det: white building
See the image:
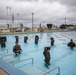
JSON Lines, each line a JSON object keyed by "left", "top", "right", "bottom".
{"left": 0, "top": 25, "right": 10, "bottom": 33}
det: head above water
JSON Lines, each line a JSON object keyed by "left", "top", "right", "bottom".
{"left": 15, "top": 42, "right": 18, "bottom": 44}
{"left": 70, "top": 39, "right": 73, "bottom": 42}
{"left": 44, "top": 46, "right": 51, "bottom": 51}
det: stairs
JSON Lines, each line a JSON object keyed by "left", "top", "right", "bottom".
{"left": 23, "top": 66, "right": 48, "bottom": 75}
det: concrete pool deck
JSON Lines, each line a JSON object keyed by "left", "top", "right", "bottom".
{"left": 0, "top": 28, "right": 74, "bottom": 35}
{"left": 0, "top": 59, "right": 28, "bottom": 75}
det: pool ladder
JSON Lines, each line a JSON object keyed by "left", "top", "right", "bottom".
{"left": 1, "top": 55, "right": 60, "bottom": 75}
{"left": 13, "top": 58, "right": 34, "bottom": 68}
{"left": 12, "top": 58, "right": 60, "bottom": 75}
{"left": 0, "top": 49, "right": 8, "bottom": 53}
{"left": 44, "top": 67, "right": 60, "bottom": 75}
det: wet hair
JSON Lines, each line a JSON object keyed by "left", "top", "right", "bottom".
{"left": 15, "top": 42, "right": 18, "bottom": 43}
{"left": 44, "top": 46, "right": 51, "bottom": 51}
{"left": 71, "top": 39, "right": 73, "bottom": 41}
{"left": 47, "top": 46, "right": 51, "bottom": 50}
{"left": 44, "top": 47, "right": 47, "bottom": 50}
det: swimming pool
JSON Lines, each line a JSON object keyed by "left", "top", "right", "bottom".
{"left": 0, "top": 31, "right": 76, "bottom": 75}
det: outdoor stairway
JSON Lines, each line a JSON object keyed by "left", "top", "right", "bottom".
{"left": 23, "top": 66, "right": 48, "bottom": 75}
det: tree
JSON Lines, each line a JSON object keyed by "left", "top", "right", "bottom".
{"left": 47, "top": 24, "right": 52, "bottom": 30}
{"left": 59, "top": 24, "right": 66, "bottom": 29}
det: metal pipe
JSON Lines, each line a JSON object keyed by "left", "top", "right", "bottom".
{"left": 44, "top": 67, "right": 60, "bottom": 75}
{"left": 13, "top": 58, "right": 34, "bottom": 66}
{"left": 1, "top": 54, "right": 14, "bottom": 59}
{"left": 32, "top": 13, "right": 34, "bottom": 31}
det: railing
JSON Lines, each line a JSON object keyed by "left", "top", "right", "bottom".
{"left": 1, "top": 54, "right": 14, "bottom": 59}
{"left": 1, "top": 54, "right": 20, "bottom": 63}
{"left": 0, "top": 49, "right": 8, "bottom": 53}
{"left": 44, "top": 67, "right": 60, "bottom": 75}
{"left": 13, "top": 58, "right": 34, "bottom": 68}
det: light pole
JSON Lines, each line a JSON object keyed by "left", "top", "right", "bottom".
{"left": 6, "top": 6, "right": 11, "bottom": 28}
{"left": 12, "top": 13, "right": 14, "bottom": 27}
{"left": 9, "top": 7, "right": 11, "bottom": 28}
{"left": 65, "top": 18, "right": 66, "bottom": 25}
{"left": 65, "top": 18, "right": 66, "bottom": 28}
{"left": 9, "top": 7, "right": 11, "bottom": 24}
{"left": 6, "top": 6, "right": 9, "bottom": 25}
{"left": 17, "top": 13, "right": 19, "bottom": 27}
{"left": 32, "top": 13, "right": 34, "bottom": 31}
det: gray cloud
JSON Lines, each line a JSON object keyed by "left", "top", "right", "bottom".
{"left": 14, "top": 0, "right": 39, "bottom": 2}
{"left": 59, "top": 0, "right": 76, "bottom": 18}
{"left": 44, "top": 0, "right": 76, "bottom": 7}
{"left": 0, "top": 0, "right": 76, "bottom": 26}
{"left": 59, "top": 0, "right": 76, "bottom": 7}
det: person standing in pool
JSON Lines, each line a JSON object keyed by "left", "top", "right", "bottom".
{"left": 35, "top": 35, "right": 39, "bottom": 44}
{"left": 24, "top": 36, "right": 28, "bottom": 43}
{"left": 43, "top": 47, "right": 51, "bottom": 68}
{"left": 13, "top": 42, "right": 22, "bottom": 57}
{"left": 50, "top": 37, "right": 55, "bottom": 46}
{"left": 15, "top": 36, "right": 19, "bottom": 43}
{"left": 1, "top": 38, "right": 6, "bottom": 48}
{"left": 67, "top": 39, "right": 75, "bottom": 49}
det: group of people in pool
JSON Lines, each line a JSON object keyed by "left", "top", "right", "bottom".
{"left": 13, "top": 35, "right": 39, "bottom": 57}
{"left": 0, "top": 35, "right": 76, "bottom": 68}
{"left": 43, "top": 37, "right": 55, "bottom": 68}
{"left": 43, "top": 37, "right": 76, "bottom": 68}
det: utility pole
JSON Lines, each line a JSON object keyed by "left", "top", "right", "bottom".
{"left": 6, "top": 6, "right": 11, "bottom": 28}
{"left": 17, "top": 13, "right": 19, "bottom": 27}
{"left": 65, "top": 18, "right": 66, "bottom": 25}
{"left": 12, "top": 13, "right": 14, "bottom": 27}
{"left": 9, "top": 7, "right": 11, "bottom": 24}
{"left": 65, "top": 18, "right": 66, "bottom": 28}
{"left": 6, "top": 6, "right": 9, "bottom": 25}
{"left": 32, "top": 13, "right": 34, "bottom": 31}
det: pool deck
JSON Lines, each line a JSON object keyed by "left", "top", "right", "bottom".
{"left": 0, "top": 29, "right": 74, "bottom": 35}
{"left": 0, "top": 59, "right": 28, "bottom": 75}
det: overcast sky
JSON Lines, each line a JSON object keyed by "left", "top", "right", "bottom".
{"left": 0, "top": 0, "right": 76, "bottom": 26}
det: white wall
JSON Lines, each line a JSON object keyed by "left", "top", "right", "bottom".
{"left": 0, "top": 25, "right": 7, "bottom": 29}
{"left": 2, "top": 29, "right": 10, "bottom": 32}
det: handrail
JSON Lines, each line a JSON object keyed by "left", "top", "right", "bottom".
{"left": 13, "top": 58, "right": 34, "bottom": 66}
{"left": 1, "top": 54, "right": 14, "bottom": 59}
{"left": 44, "top": 67, "right": 60, "bottom": 75}
{"left": 0, "top": 49, "right": 8, "bottom": 53}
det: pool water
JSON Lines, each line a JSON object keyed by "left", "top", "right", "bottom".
{"left": 0, "top": 31, "right": 76, "bottom": 75}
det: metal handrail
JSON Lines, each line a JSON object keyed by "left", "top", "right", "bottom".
{"left": 13, "top": 58, "right": 34, "bottom": 66}
{"left": 1, "top": 54, "right": 14, "bottom": 59}
{"left": 0, "top": 49, "right": 8, "bottom": 53}
{"left": 44, "top": 67, "right": 60, "bottom": 75}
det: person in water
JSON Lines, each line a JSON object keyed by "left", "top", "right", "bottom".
{"left": 35, "top": 35, "right": 39, "bottom": 44}
{"left": 67, "top": 39, "right": 75, "bottom": 49}
{"left": 43, "top": 46, "right": 51, "bottom": 68}
{"left": 1, "top": 38, "right": 6, "bottom": 48}
{"left": 50, "top": 37, "right": 55, "bottom": 46}
{"left": 24, "top": 36, "right": 28, "bottom": 43}
{"left": 15, "top": 36, "right": 19, "bottom": 43}
{"left": 13, "top": 42, "right": 22, "bottom": 57}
